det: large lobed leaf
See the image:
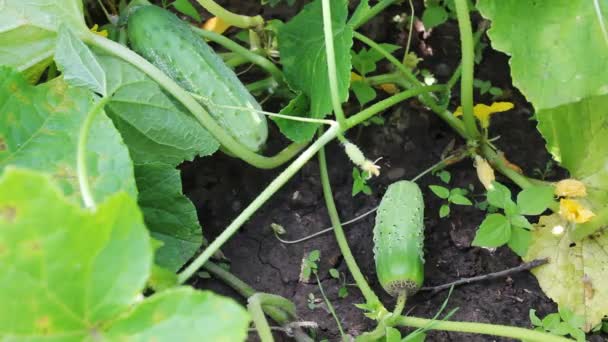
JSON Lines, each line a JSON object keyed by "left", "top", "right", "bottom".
{"left": 277, "top": 0, "right": 353, "bottom": 141}
{"left": 135, "top": 164, "right": 204, "bottom": 272}
{"left": 0, "top": 66, "right": 137, "bottom": 205}
{"left": 0, "top": 168, "right": 250, "bottom": 340}
{"left": 525, "top": 214, "right": 608, "bottom": 331}
{"left": 536, "top": 95, "right": 608, "bottom": 203}
{"left": 0, "top": 0, "right": 87, "bottom": 81}
{"left": 96, "top": 52, "right": 219, "bottom": 271}
{"left": 478, "top": 0, "right": 608, "bottom": 110}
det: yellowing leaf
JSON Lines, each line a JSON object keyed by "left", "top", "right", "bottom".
{"left": 559, "top": 199, "right": 595, "bottom": 224}
{"left": 90, "top": 24, "right": 108, "bottom": 38}
{"left": 379, "top": 83, "right": 399, "bottom": 94}
{"left": 202, "top": 17, "right": 231, "bottom": 35}
{"left": 350, "top": 71, "right": 363, "bottom": 82}
{"left": 453, "top": 101, "right": 514, "bottom": 128}
{"left": 474, "top": 155, "right": 495, "bottom": 190}
{"left": 555, "top": 179, "right": 587, "bottom": 198}
{"left": 525, "top": 213, "right": 608, "bottom": 331}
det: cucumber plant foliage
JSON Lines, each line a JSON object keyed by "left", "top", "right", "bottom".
{"left": 0, "top": 168, "right": 249, "bottom": 340}
{"left": 1, "top": 0, "right": 607, "bottom": 340}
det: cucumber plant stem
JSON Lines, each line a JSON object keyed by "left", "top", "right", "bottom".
{"left": 454, "top": 0, "right": 480, "bottom": 140}
{"left": 445, "top": 21, "right": 489, "bottom": 92}
{"left": 315, "top": 273, "right": 345, "bottom": 339}
{"left": 321, "top": 0, "right": 348, "bottom": 128}
{"left": 84, "top": 33, "right": 304, "bottom": 170}
{"left": 77, "top": 96, "right": 111, "bottom": 210}
{"left": 351, "top": 0, "right": 400, "bottom": 29}
{"left": 318, "top": 141, "right": 382, "bottom": 309}
{"left": 177, "top": 123, "right": 340, "bottom": 284}
{"left": 191, "top": 27, "right": 285, "bottom": 84}
{"left": 345, "top": 85, "right": 445, "bottom": 129}
{"left": 394, "top": 316, "right": 572, "bottom": 342}
{"left": 194, "top": 0, "right": 263, "bottom": 29}
{"left": 352, "top": 32, "right": 468, "bottom": 138}
{"left": 392, "top": 291, "right": 406, "bottom": 318}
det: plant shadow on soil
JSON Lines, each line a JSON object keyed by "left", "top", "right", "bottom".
{"left": 178, "top": 1, "right": 604, "bottom": 341}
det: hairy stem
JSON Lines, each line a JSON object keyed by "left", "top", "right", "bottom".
{"left": 194, "top": 0, "right": 263, "bottom": 28}
{"left": 192, "top": 27, "right": 285, "bottom": 84}
{"left": 84, "top": 33, "right": 304, "bottom": 169}
{"left": 77, "top": 96, "right": 111, "bottom": 210}
{"left": 178, "top": 124, "right": 340, "bottom": 284}
{"left": 318, "top": 141, "right": 382, "bottom": 309}
{"left": 394, "top": 316, "right": 572, "bottom": 342}
{"left": 321, "top": 0, "right": 347, "bottom": 128}
{"left": 454, "top": 0, "right": 480, "bottom": 140}
{"left": 445, "top": 21, "right": 489, "bottom": 92}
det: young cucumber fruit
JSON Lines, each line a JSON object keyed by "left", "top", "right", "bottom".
{"left": 374, "top": 180, "right": 425, "bottom": 297}
{"left": 127, "top": 5, "right": 268, "bottom": 152}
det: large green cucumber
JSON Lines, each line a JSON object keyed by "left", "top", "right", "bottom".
{"left": 374, "top": 180, "right": 425, "bottom": 297}
{"left": 127, "top": 5, "right": 268, "bottom": 152}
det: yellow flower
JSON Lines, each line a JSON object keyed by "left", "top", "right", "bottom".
{"left": 559, "top": 199, "right": 595, "bottom": 223}
{"left": 89, "top": 24, "right": 108, "bottom": 38}
{"left": 453, "top": 102, "right": 514, "bottom": 128}
{"left": 202, "top": 17, "right": 231, "bottom": 35}
{"left": 555, "top": 179, "right": 587, "bottom": 198}
{"left": 474, "top": 155, "right": 495, "bottom": 190}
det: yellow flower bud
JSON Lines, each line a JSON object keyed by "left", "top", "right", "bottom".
{"left": 559, "top": 199, "right": 595, "bottom": 223}
{"left": 202, "top": 17, "right": 231, "bottom": 35}
{"left": 474, "top": 156, "right": 495, "bottom": 190}
{"left": 555, "top": 179, "right": 587, "bottom": 198}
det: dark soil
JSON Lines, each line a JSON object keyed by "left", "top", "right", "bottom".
{"left": 177, "top": 1, "right": 603, "bottom": 341}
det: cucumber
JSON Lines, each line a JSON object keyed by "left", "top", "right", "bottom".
{"left": 127, "top": 5, "right": 268, "bottom": 152}
{"left": 373, "top": 180, "right": 425, "bottom": 297}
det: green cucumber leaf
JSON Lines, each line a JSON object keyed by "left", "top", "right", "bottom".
{"left": 55, "top": 25, "right": 106, "bottom": 96}
{"left": 0, "top": 168, "right": 151, "bottom": 338}
{"left": 0, "top": 0, "right": 87, "bottom": 79}
{"left": 351, "top": 80, "right": 377, "bottom": 107}
{"left": 351, "top": 44, "right": 401, "bottom": 77}
{"left": 478, "top": 0, "right": 608, "bottom": 110}
{"left": 422, "top": 5, "right": 449, "bottom": 29}
{"left": 472, "top": 213, "right": 511, "bottom": 247}
{"left": 525, "top": 213, "right": 608, "bottom": 331}
{"left": 278, "top": 0, "right": 353, "bottom": 141}
{"left": 95, "top": 52, "right": 218, "bottom": 270}
{"left": 97, "top": 52, "right": 219, "bottom": 164}
{"left": 0, "top": 168, "right": 250, "bottom": 340}
{"left": 516, "top": 185, "right": 555, "bottom": 216}
{"left": 135, "top": 163, "right": 204, "bottom": 272}
{"left": 172, "top": 0, "right": 202, "bottom": 22}
{"left": 536, "top": 95, "right": 608, "bottom": 201}
{"left": 272, "top": 93, "right": 317, "bottom": 144}
{"left": 507, "top": 225, "right": 531, "bottom": 257}
{"left": 0, "top": 66, "right": 136, "bottom": 204}
{"left": 106, "top": 287, "right": 249, "bottom": 340}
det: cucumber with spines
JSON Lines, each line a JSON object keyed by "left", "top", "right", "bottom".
{"left": 373, "top": 180, "right": 425, "bottom": 297}
{"left": 127, "top": 5, "right": 268, "bottom": 152}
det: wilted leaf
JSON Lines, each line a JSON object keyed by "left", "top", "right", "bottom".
{"left": 525, "top": 213, "right": 608, "bottom": 331}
